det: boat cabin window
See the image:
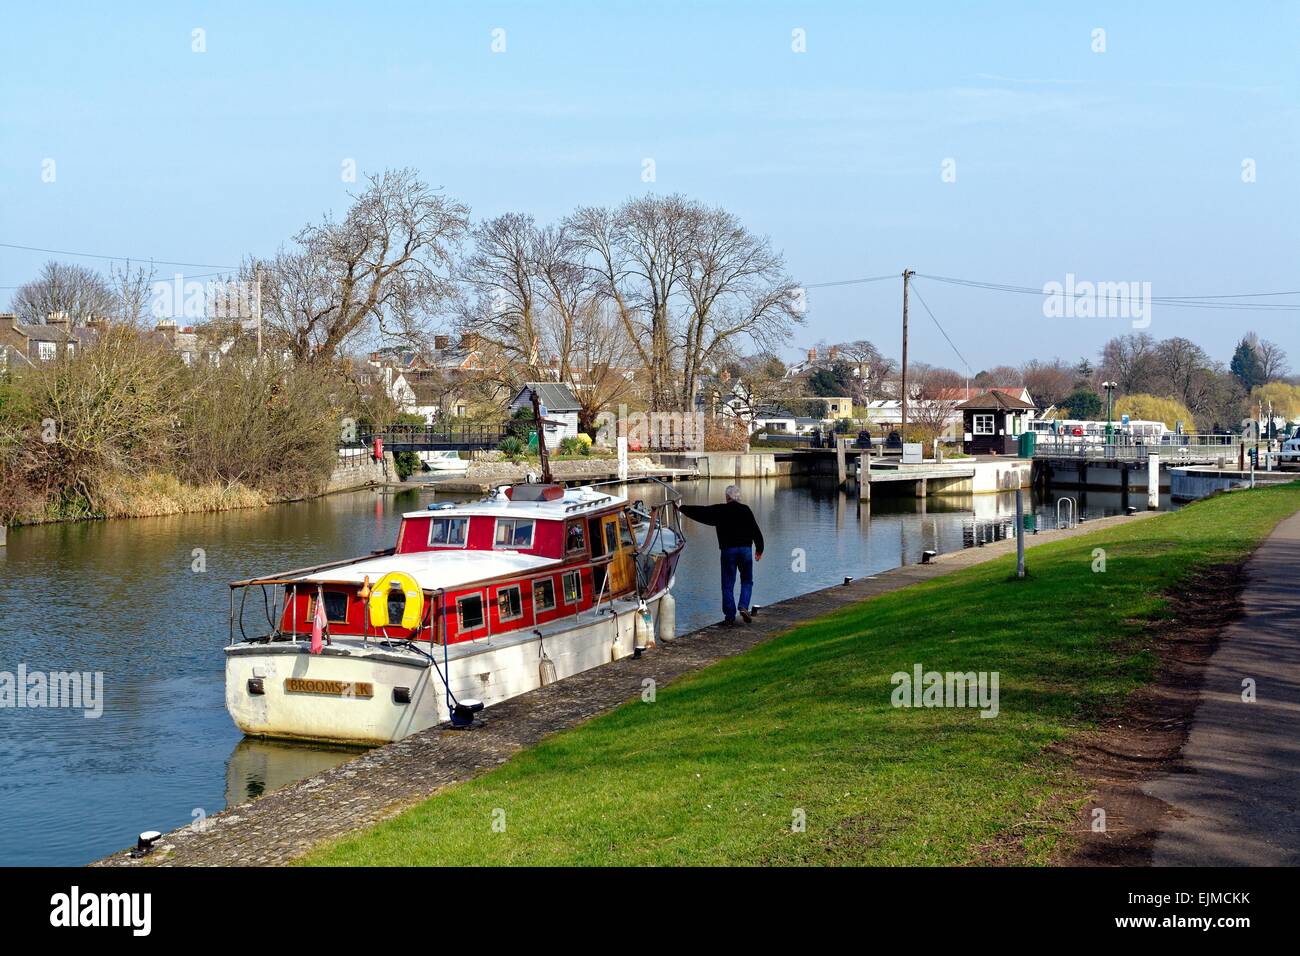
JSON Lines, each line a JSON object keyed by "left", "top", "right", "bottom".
{"left": 562, "top": 570, "right": 583, "bottom": 605}
{"left": 322, "top": 591, "right": 349, "bottom": 624}
{"left": 587, "top": 517, "right": 606, "bottom": 557}
{"left": 457, "top": 593, "right": 485, "bottom": 631}
{"left": 565, "top": 520, "right": 587, "bottom": 556}
{"left": 496, "top": 585, "right": 523, "bottom": 622}
{"left": 494, "top": 518, "right": 535, "bottom": 549}
{"left": 603, "top": 519, "right": 619, "bottom": 554}
{"left": 973, "top": 413, "right": 995, "bottom": 436}
{"left": 428, "top": 516, "right": 469, "bottom": 547}
{"left": 619, "top": 514, "right": 636, "bottom": 550}
{"left": 533, "top": 578, "right": 556, "bottom": 613}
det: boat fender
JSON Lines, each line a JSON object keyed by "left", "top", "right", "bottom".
{"left": 656, "top": 592, "right": 676, "bottom": 643}
{"left": 634, "top": 600, "right": 654, "bottom": 651}
{"left": 368, "top": 571, "right": 424, "bottom": 630}
{"left": 536, "top": 630, "right": 558, "bottom": 685}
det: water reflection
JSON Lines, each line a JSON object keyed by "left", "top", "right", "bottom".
{"left": 225, "top": 738, "right": 364, "bottom": 807}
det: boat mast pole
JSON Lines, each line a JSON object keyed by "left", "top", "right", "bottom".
{"left": 531, "top": 390, "right": 553, "bottom": 484}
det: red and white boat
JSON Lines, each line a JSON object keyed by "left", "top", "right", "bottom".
{"left": 224, "top": 481, "right": 685, "bottom": 745}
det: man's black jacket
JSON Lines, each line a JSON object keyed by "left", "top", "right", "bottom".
{"left": 680, "top": 502, "right": 765, "bottom": 555}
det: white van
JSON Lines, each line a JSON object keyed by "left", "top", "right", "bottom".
{"left": 1280, "top": 434, "right": 1300, "bottom": 463}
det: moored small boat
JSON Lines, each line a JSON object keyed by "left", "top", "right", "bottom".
{"left": 420, "top": 450, "right": 470, "bottom": 473}
{"left": 224, "top": 481, "right": 685, "bottom": 745}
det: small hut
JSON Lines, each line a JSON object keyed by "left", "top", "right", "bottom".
{"left": 956, "top": 391, "right": 1036, "bottom": 455}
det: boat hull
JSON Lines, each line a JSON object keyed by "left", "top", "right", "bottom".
{"left": 225, "top": 591, "right": 667, "bottom": 745}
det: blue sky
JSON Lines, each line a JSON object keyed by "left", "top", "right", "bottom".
{"left": 2, "top": 1, "right": 1297, "bottom": 371}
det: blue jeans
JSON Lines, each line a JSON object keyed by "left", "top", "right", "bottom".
{"left": 720, "top": 546, "right": 754, "bottom": 621}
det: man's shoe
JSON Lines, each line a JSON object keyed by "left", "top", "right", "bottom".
{"left": 720, "top": 618, "right": 738, "bottom": 627}
{"left": 738, "top": 608, "right": 752, "bottom": 623}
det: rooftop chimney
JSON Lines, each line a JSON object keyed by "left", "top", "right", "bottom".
{"left": 45, "top": 311, "right": 70, "bottom": 330}
{"left": 807, "top": 347, "right": 817, "bottom": 363}
{"left": 434, "top": 334, "right": 449, "bottom": 350}
{"left": 829, "top": 345, "right": 839, "bottom": 360}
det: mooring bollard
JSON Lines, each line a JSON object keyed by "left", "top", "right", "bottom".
{"left": 0, "top": 524, "right": 6, "bottom": 548}
{"left": 1147, "top": 454, "right": 1160, "bottom": 509}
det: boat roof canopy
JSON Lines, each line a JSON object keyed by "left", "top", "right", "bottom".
{"left": 401, "top": 484, "right": 624, "bottom": 521}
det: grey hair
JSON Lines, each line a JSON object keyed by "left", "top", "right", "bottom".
{"left": 724, "top": 484, "right": 741, "bottom": 502}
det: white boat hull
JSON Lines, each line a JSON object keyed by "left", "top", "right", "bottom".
{"left": 225, "top": 593, "right": 665, "bottom": 745}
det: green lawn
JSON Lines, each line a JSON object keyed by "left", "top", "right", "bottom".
{"left": 302, "top": 483, "right": 1300, "bottom": 866}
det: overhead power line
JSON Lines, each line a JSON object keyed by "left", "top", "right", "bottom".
{"left": 0, "top": 241, "right": 238, "bottom": 271}
{"left": 908, "top": 280, "right": 971, "bottom": 374}
{"left": 916, "top": 273, "right": 1300, "bottom": 312}
{"left": 803, "top": 273, "right": 896, "bottom": 290}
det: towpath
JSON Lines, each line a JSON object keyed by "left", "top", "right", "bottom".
{"left": 1144, "top": 511, "right": 1300, "bottom": 865}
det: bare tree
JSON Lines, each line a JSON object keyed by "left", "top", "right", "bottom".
{"left": 533, "top": 223, "right": 596, "bottom": 379}
{"left": 459, "top": 212, "right": 544, "bottom": 382}
{"left": 677, "top": 204, "right": 802, "bottom": 413}
{"left": 108, "top": 260, "right": 156, "bottom": 326}
{"left": 568, "top": 195, "right": 695, "bottom": 411}
{"left": 718, "top": 351, "right": 800, "bottom": 423}
{"left": 13, "top": 261, "right": 116, "bottom": 326}
{"left": 833, "top": 339, "right": 892, "bottom": 403}
{"left": 1151, "top": 336, "right": 1211, "bottom": 409}
{"left": 257, "top": 168, "right": 470, "bottom": 363}
{"left": 1099, "top": 332, "right": 1157, "bottom": 393}
{"left": 1020, "top": 358, "right": 1075, "bottom": 409}
{"left": 1256, "top": 338, "right": 1290, "bottom": 382}
{"left": 560, "top": 302, "right": 639, "bottom": 432}
{"left": 903, "top": 363, "right": 964, "bottom": 442}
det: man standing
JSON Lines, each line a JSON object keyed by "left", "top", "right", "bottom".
{"left": 680, "top": 485, "right": 764, "bottom": 625}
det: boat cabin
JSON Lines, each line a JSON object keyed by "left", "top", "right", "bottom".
{"left": 267, "top": 484, "right": 649, "bottom": 647}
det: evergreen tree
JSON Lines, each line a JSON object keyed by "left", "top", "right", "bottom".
{"left": 1063, "top": 387, "right": 1103, "bottom": 419}
{"left": 1230, "top": 338, "right": 1265, "bottom": 391}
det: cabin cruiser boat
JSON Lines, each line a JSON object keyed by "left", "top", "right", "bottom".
{"left": 224, "top": 481, "right": 685, "bottom": 745}
{"left": 420, "top": 450, "right": 469, "bottom": 473}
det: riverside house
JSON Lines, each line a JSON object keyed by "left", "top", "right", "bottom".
{"left": 0, "top": 312, "right": 82, "bottom": 363}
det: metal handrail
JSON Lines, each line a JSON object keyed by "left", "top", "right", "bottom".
{"left": 1032, "top": 434, "right": 1244, "bottom": 461}
{"left": 1056, "top": 497, "right": 1076, "bottom": 529}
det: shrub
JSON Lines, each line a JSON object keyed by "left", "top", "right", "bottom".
{"left": 1114, "top": 394, "right": 1197, "bottom": 433}
{"left": 175, "top": 357, "right": 341, "bottom": 498}
{"left": 505, "top": 407, "right": 534, "bottom": 441}
{"left": 393, "top": 451, "right": 422, "bottom": 480}
{"left": 498, "top": 435, "right": 525, "bottom": 456}
{"left": 703, "top": 416, "right": 749, "bottom": 451}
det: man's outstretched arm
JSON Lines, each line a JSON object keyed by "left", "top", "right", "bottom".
{"left": 679, "top": 504, "right": 720, "bottom": 526}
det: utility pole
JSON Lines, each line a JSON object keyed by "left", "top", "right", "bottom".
{"left": 900, "top": 269, "right": 915, "bottom": 441}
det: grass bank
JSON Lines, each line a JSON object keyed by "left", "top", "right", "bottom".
{"left": 303, "top": 484, "right": 1300, "bottom": 866}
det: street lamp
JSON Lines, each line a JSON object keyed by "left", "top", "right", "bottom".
{"left": 1101, "top": 381, "right": 1117, "bottom": 449}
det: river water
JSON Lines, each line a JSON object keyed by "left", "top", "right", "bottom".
{"left": 0, "top": 477, "right": 1158, "bottom": 865}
